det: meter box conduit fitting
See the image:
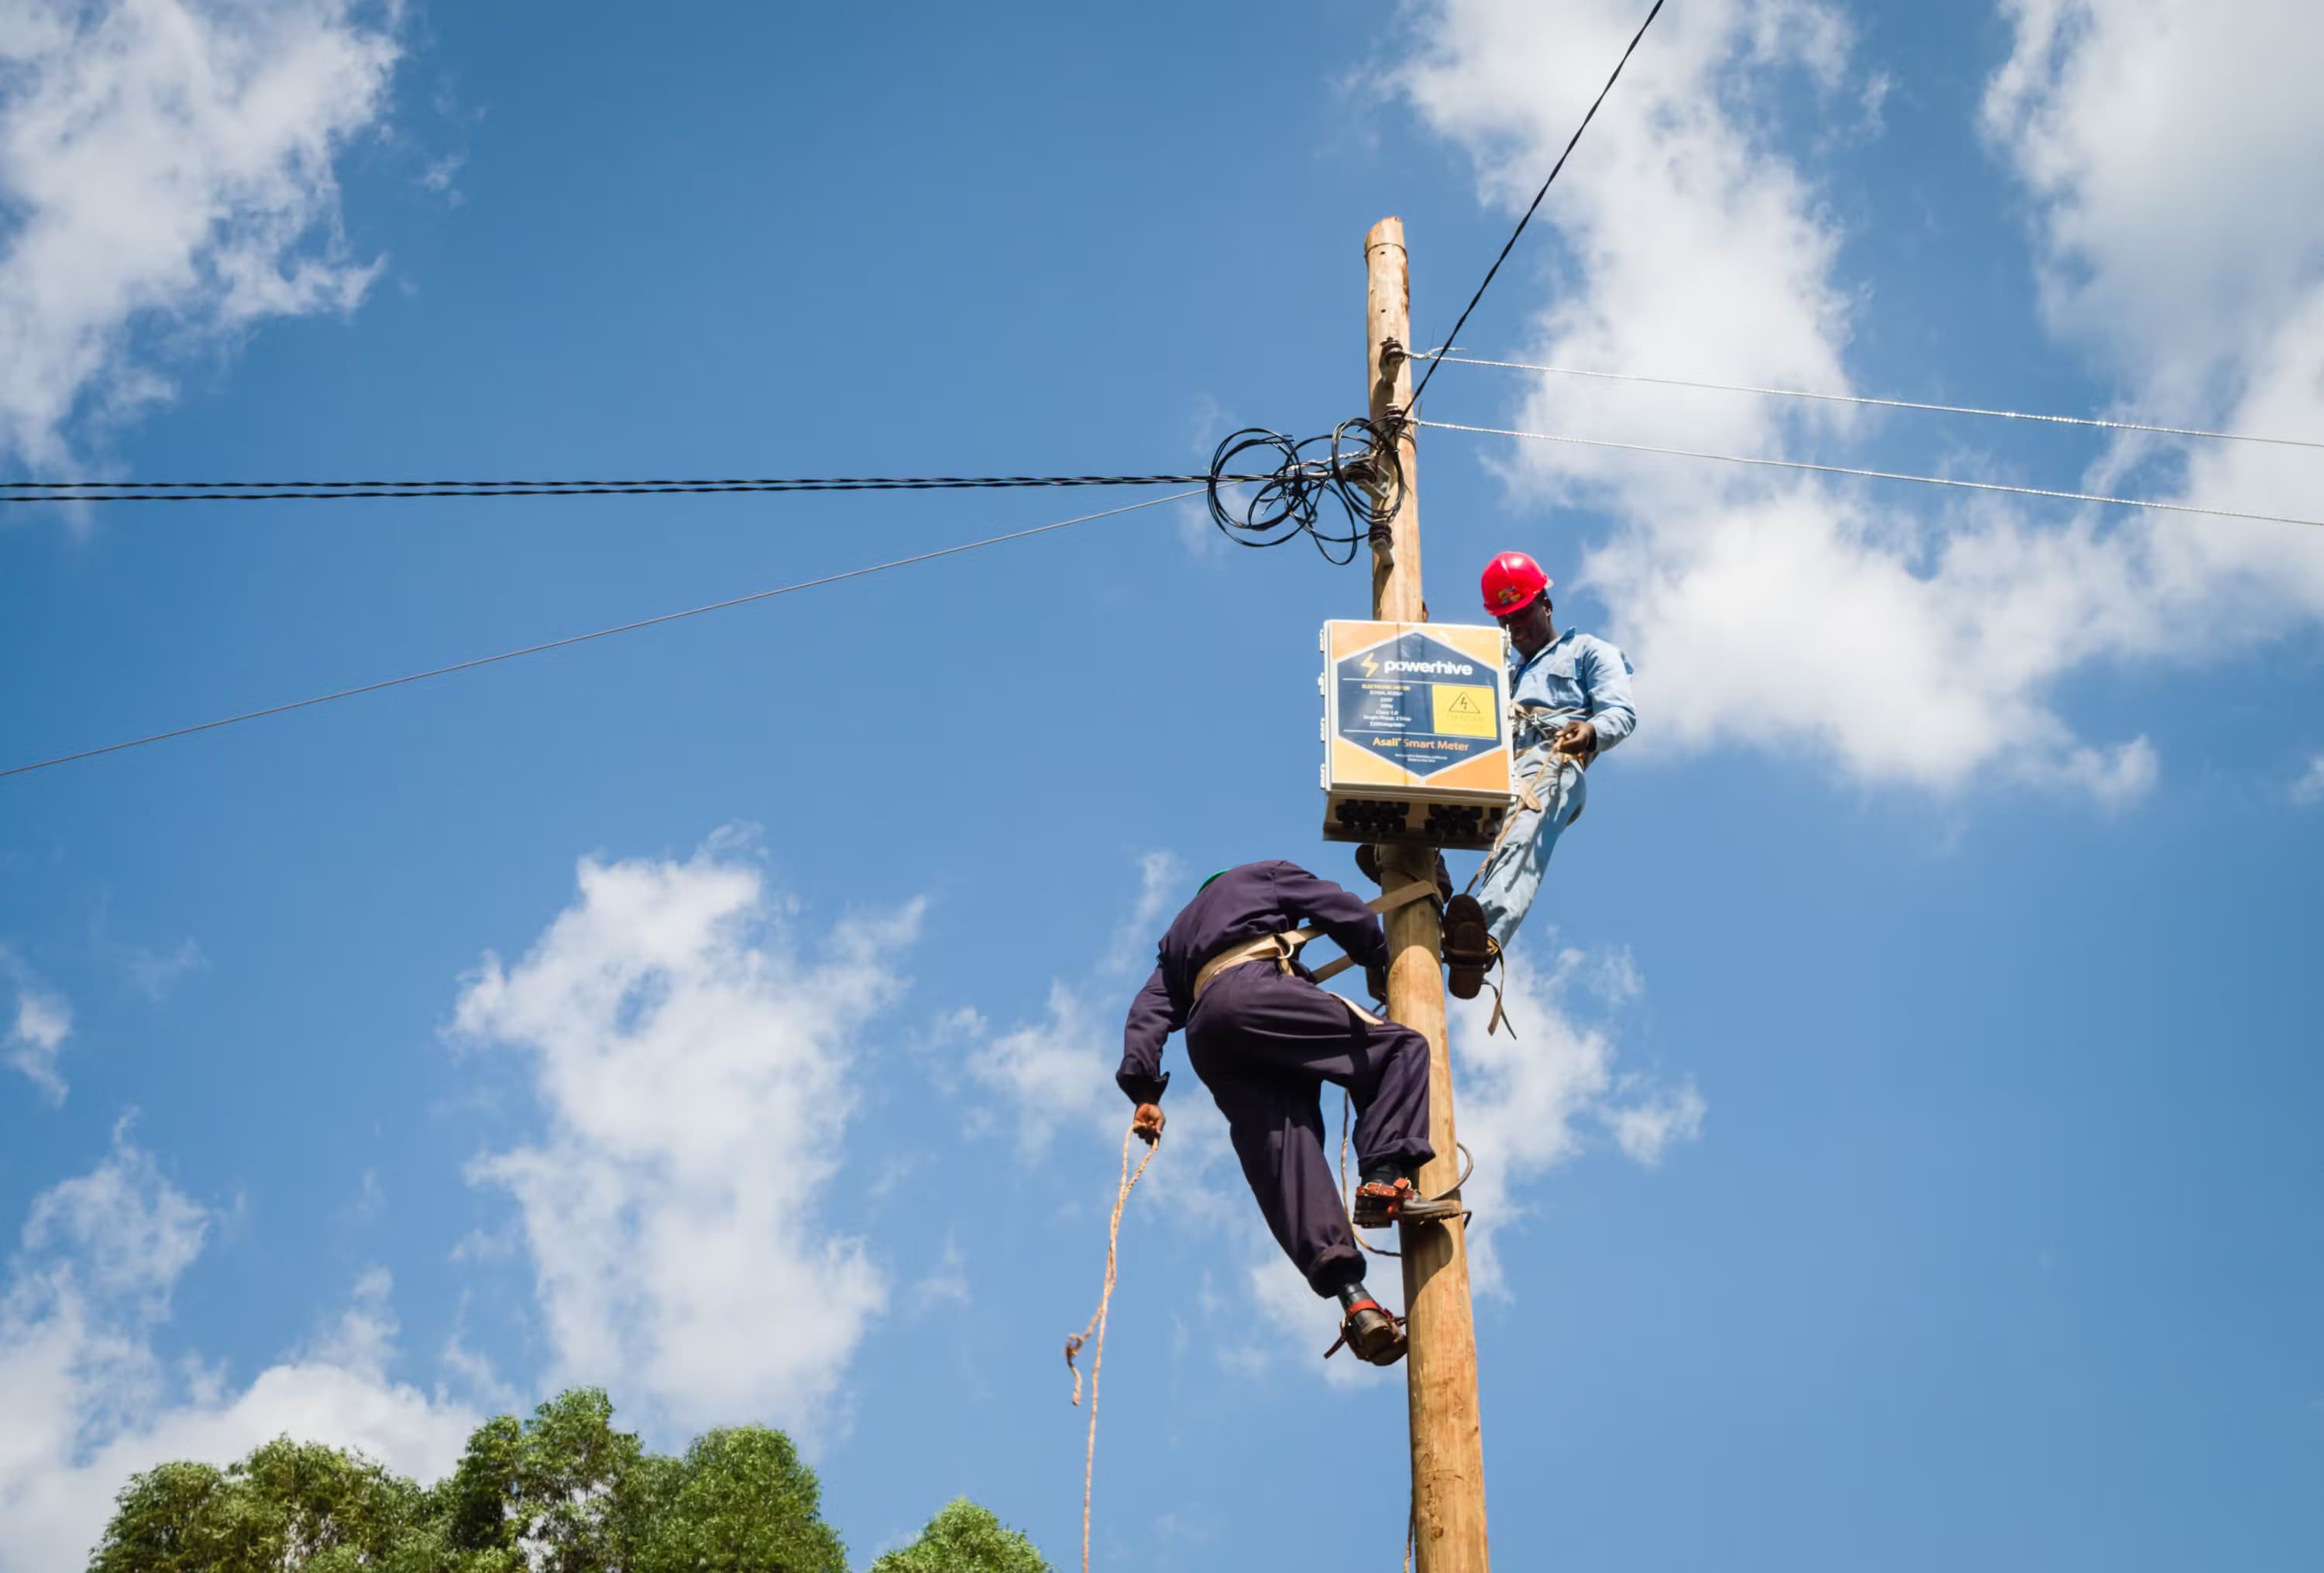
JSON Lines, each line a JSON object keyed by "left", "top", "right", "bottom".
{"left": 1320, "top": 620, "right": 1515, "bottom": 851}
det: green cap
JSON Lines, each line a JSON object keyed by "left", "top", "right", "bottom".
{"left": 1199, "top": 870, "right": 1227, "bottom": 893}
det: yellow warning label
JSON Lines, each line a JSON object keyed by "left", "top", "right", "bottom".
{"left": 1432, "top": 684, "right": 1497, "bottom": 739}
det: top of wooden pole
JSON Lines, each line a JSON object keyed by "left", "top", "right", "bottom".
{"left": 1365, "top": 217, "right": 1422, "bottom": 623}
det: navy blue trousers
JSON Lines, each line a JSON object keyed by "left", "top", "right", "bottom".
{"left": 1186, "top": 963, "right": 1435, "bottom": 1297}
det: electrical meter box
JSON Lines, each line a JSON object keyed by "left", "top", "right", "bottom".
{"left": 1319, "top": 620, "right": 1514, "bottom": 851}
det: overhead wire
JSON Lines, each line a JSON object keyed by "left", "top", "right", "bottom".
{"left": 0, "top": 489, "right": 1202, "bottom": 781}
{"left": 4, "top": 433, "right": 1392, "bottom": 555}
{"left": 1416, "top": 417, "right": 2324, "bottom": 531}
{"left": 0, "top": 471, "right": 1257, "bottom": 503}
{"left": 1403, "top": 0, "right": 1666, "bottom": 415}
{"left": 1415, "top": 352, "right": 2324, "bottom": 452}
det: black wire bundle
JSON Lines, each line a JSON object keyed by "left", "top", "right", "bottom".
{"left": 0, "top": 421, "right": 1409, "bottom": 570}
{"left": 1204, "top": 417, "right": 1404, "bottom": 564}
{"left": 0, "top": 472, "right": 1239, "bottom": 502}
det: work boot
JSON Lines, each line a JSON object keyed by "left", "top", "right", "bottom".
{"left": 1351, "top": 1173, "right": 1464, "bottom": 1229}
{"left": 1327, "top": 1295, "right": 1408, "bottom": 1366}
{"left": 1441, "top": 893, "right": 1496, "bottom": 1001}
{"left": 1356, "top": 844, "right": 1452, "bottom": 905}
{"left": 1351, "top": 1176, "right": 1413, "bottom": 1228}
{"left": 1353, "top": 1157, "right": 1466, "bottom": 1228}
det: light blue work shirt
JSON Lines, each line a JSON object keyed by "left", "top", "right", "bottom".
{"left": 1508, "top": 627, "right": 1637, "bottom": 757}
{"left": 1474, "top": 627, "right": 1636, "bottom": 948}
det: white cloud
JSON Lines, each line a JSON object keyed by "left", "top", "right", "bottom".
{"left": 0, "top": 1128, "right": 474, "bottom": 1573}
{"left": 0, "top": 0, "right": 401, "bottom": 469}
{"left": 963, "top": 851, "right": 1193, "bottom": 1156}
{"left": 3, "top": 951, "right": 72, "bottom": 1103}
{"left": 1978, "top": 0, "right": 2324, "bottom": 634}
{"left": 908, "top": 1234, "right": 970, "bottom": 1315}
{"left": 119, "top": 937, "right": 205, "bottom": 1001}
{"left": 1394, "top": 0, "right": 2324, "bottom": 802}
{"left": 2291, "top": 754, "right": 2324, "bottom": 808}
{"left": 1107, "top": 850, "right": 1187, "bottom": 977}
{"left": 1983, "top": 0, "right": 2324, "bottom": 388}
{"left": 19, "top": 1122, "right": 205, "bottom": 1301}
{"left": 1449, "top": 936, "right": 1702, "bottom": 1291}
{"left": 964, "top": 981, "right": 1119, "bottom": 1156}
{"left": 451, "top": 836, "right": 909, "bottom": 1440}
{"left": 1606, "top": 1075, "right": 1707, "bottom": 1166}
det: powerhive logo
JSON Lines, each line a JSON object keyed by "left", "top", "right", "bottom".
{"left": 1360, "top": 651, "right": 1477, "bottom": 678}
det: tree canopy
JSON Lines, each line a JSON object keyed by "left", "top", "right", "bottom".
{"left": 88, "top": 1389, "right": 1049, "bottom": 1573}
{"left": 867, "top": 1500, "right": 1049, "bottom": 1573}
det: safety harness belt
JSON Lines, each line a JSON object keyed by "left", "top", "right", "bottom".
{"left": 1191, "top": 878, "right": 1441, "bottom": 1007}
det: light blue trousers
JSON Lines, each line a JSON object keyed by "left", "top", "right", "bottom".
{"left": 1475, "top": 750, "right": 1587, "bottom": 948}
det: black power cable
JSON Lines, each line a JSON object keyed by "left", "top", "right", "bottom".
{"left": 1404, "top": 0, "right": 1666, "bottom": 414}
{"left": 4, "top": 429, "right": 1403, "bottom": 562}
{"left": 0, "top": 471, "right": 1253, "bottom": 503}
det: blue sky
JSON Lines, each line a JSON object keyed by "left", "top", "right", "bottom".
{"left": 2, "top": 1, "right": 2321, "bottom": 1568}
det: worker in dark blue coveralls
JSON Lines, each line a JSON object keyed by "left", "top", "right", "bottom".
{"left": 1117, "top": 860, "right": 1449, "bottom": 1365}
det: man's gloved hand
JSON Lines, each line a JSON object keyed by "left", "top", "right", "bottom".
{"left": 1552, "top": 719, "right": 1598, "bottom": 761}
{"left": 1132, "top": 1102, "right": 1166, "bottom": 1145}
{"left": 1365, "top": 963, "right": 1389, "bottom": 1005}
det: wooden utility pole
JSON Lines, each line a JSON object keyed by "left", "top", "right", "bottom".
{"left": 1365, "top": 215, "right": 1490, "bottom": 1571}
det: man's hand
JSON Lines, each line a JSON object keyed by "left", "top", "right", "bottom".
{"left": 1365, "top": 963, "right": 1389, "bottom": 1005}
{"left": 1132, "top": 1102, "right": 1166, "bottom": 1145}
{"left": 1552, "top": 719, "right": 1597, "bottom": 759}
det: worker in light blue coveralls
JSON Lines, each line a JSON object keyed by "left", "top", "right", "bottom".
{"left": 1439, "top": 550, "right": 1638, "bottom": 999}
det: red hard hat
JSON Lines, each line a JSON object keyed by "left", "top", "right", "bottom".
{"left": 1480, "top": 551, "right": 1551, "bottom": 617}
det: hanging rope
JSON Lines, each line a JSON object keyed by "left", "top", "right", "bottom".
{"left": 1063, "top": 1121, "right": 1158, "bottom": 1573}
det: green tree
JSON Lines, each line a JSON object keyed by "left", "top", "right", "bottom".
{"left": 89, "top": 1461, "right": 229, "bottom": 1573}
{"left": 437, "top": 1389, "right": 645, "bottom": 1571}
{"left": 91, "top": 1443, "right": 444, "bottom": 1573}
{"left": 869, "top": 1499, "right": 1051, "bottom": 1573}
{"left": 633, "top": 1427, "right": 845, "bottom": 1573}
{"left": 86, "top": 1389, "right": 1047, "bottom": 1573}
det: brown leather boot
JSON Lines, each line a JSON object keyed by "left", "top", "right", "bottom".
{"left": 1329, "top": 1297, "right": 1408, "bottom": 1366}
{"left": 1441, "top": 893, "right": 1496, "bottom": 1001}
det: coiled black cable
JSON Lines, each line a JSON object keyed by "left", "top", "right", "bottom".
{"left": 1204, "top": 417, "right": 1404, "bottom": 565}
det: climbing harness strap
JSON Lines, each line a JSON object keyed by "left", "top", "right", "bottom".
{"left": 1190, "top": 929, "right": 1301, "bottom": 1003}
{"left": 1190, "top": 878, "right": 1439, "bottom": 1003}
{"left": 1301, "top": 878, "right": 1440, "bottom": 987}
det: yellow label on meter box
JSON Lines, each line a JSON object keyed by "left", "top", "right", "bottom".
{"left": 1430, "top": 684, "right": 1497, "bottom": 739}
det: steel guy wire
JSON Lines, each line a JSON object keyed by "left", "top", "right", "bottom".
{"left": 1404, "top": 0, "right": 1666, "bottom": 414}
{"left": 1416, "top": 418, "right": 2324, "bottom": 531}
{"left": 0, "top": 489, "right": 1204, "bottom": 781}
{"left": 1415, "top": 352, "right": 2324, "bottom": 453}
